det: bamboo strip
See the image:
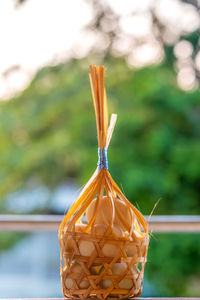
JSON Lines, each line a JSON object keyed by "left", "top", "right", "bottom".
{"left": 59, "top": 65, "right": 149, "bottom": 299}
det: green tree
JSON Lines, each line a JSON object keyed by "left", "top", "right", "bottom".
{"left": 1, "top": 58, "right": 200, "bottom": 214}
{"left": 0, "top": 58, "right": 200, "bottom": 296}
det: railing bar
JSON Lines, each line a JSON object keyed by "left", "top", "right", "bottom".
{"left": 0, "top": 215, "right": 200, "bottom": 232}
{"left": 0, "top": 214, "right": 200, "bottom": 222}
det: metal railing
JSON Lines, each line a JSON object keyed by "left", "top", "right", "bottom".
{"left": 0, "top": 216, "right": 200, "bottom": 300}
{"left": 0, "top": 215, "right": 200, "bottom": 232}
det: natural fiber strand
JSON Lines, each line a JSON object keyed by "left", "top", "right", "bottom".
{"left": 59, "top": 65, "right": 149, "bottom": 299}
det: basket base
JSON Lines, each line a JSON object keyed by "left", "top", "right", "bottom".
{"left": 60, "top": 230, "right": 148, "bottom": 300}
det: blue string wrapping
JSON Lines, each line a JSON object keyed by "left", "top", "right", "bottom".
{"left": 98, "top": 147, "right": 108, "bottom": 170}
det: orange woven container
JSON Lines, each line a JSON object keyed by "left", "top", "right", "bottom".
{"left": 59, "top": 65, "right": 149, "bottom": 299}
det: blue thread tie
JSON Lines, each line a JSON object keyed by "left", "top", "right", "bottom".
{"left": 98, "top": 147, "right": 108, "bottom": 170}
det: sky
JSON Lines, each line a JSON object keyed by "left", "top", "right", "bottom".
{"left": 0, "top": 0, "right": 199, "bottom": 99}
{"left": 0, "top": 0, "right": 93, "bottom": 99}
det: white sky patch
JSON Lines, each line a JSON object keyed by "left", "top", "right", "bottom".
{"left": 0, "top": 0, "right": 199, "bottom": 99}
{"left": 109, "top": 0, "right": 153, "bottom": 15}
{"left": 174, "top": 40, "right": 193, "bottom": 60}
{"left": 120, "top": 13, "right": 152, "bottom": 38}
{"left": 177, "top": 66, "right": 197, "bottom": 91}
{"left": 0, "top": 0, "right": 92, "bottom": 99}
{"left": 127, "top": 41, "right": 164, "bottom": 68}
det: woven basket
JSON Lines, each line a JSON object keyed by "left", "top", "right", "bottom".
{"left": 59, "top": 65, "right": 149, "bottom": 299}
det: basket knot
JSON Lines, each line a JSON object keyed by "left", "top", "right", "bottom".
{"left": 98, "top": 147, "right": 108, "bottom": 170}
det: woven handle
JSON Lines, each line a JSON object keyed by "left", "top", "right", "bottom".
{"left": 89, "top": 65, "right": 117, "bottom": 150}
{"left": 59, "top": 65, "right": 148, "bottom": 235}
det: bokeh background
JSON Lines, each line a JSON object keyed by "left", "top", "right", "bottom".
{"left": 0, "top": 0, "right": 200, "bottom": 297}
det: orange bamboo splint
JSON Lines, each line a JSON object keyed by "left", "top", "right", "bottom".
{"left": 59, "top": 65, "right": 149, "bottom": 299}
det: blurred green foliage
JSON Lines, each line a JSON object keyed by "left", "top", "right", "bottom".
{"left": 147, "top": 233, "right": 200, "bottom": 297}
{"left": 0, "top": 232, "right": 26, "bottom": 250}
{"left": 0, "top": 57, "right": 200, "bottom": 295}
{"left": 0, "top": 58, "right": 200, "bottom": 214}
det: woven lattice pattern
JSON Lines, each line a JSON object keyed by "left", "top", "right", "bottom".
{"left": 59, "top": 65, "right": 149, "bottom": 299}
{"left": 60, "top": 229, "right": 149, "bottom": 299}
